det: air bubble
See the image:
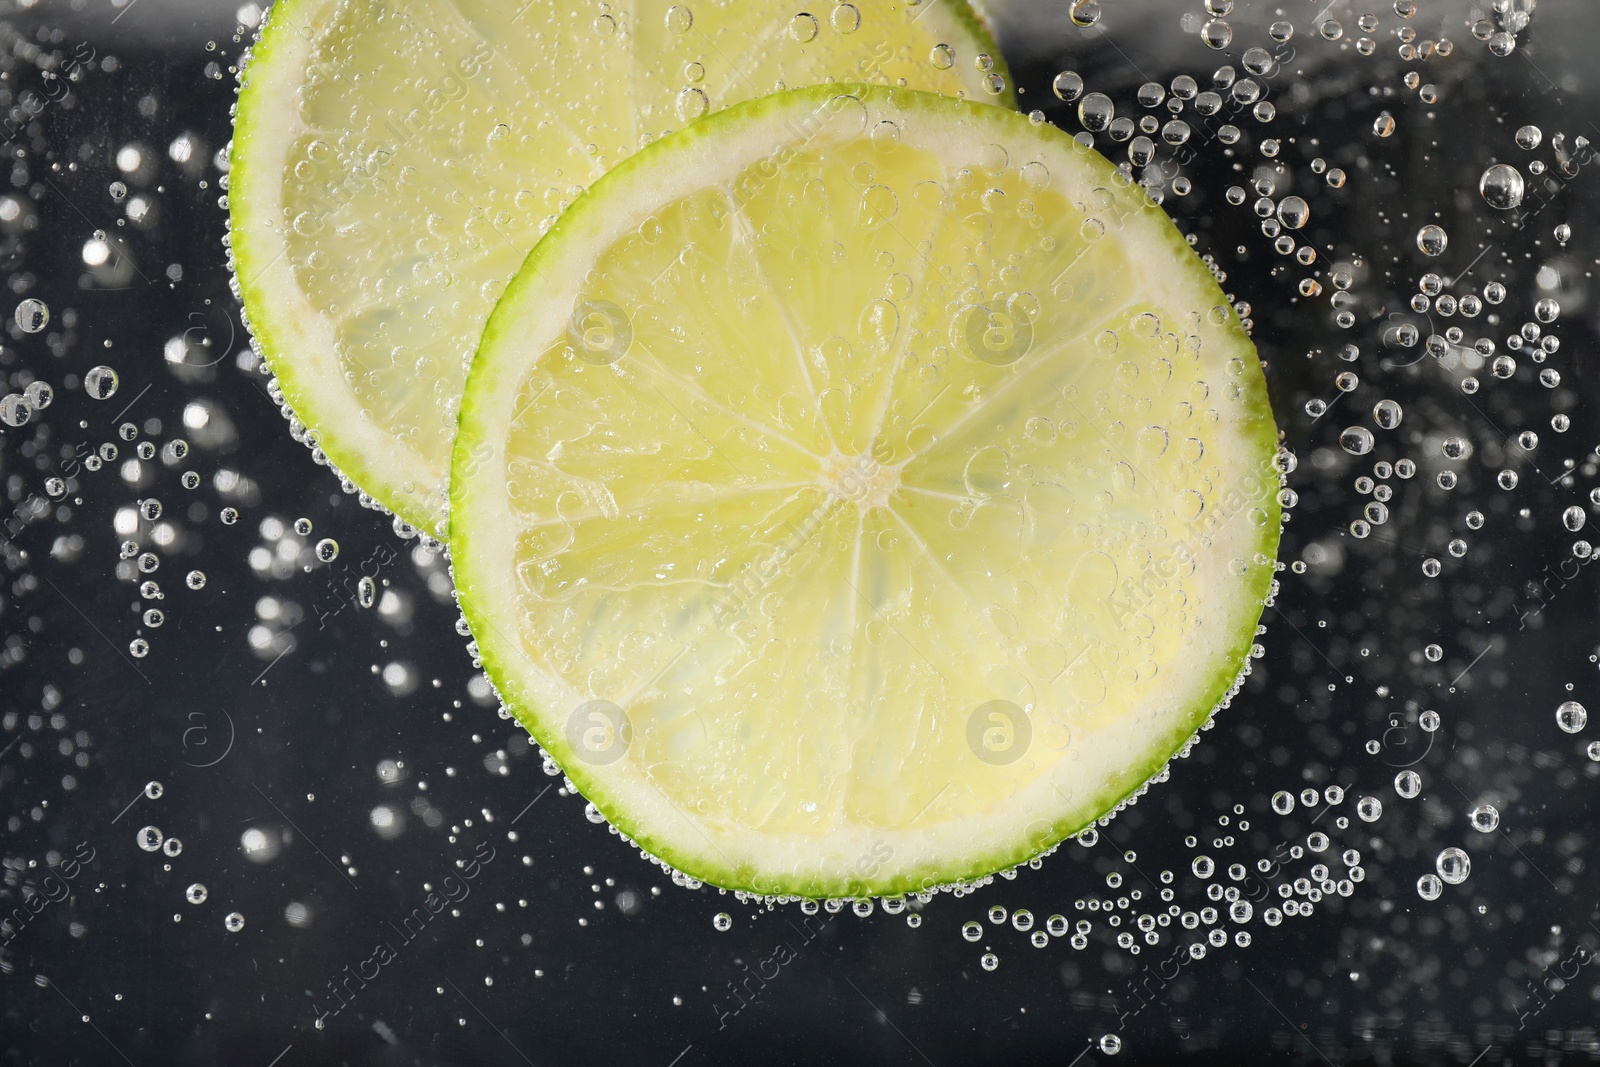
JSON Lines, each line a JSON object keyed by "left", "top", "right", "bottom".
{"left": 1078, "top": 93, "right": 1114, "bottom": 133}
{"left": 1339, "top": 427, "right": 1374, "bottom": 456}
{"left": 1556, "top": 700, "right": 1587, "bottom": 734}
{"left": 1201, "top": 19, "right": 1232, "bottom": 49}
{"left": 85, "top": 366, "right": 121, "bottom": 400}
{"left": 24, "top": 381, "right": 53, "bottom": 410}
{"left": 14, "top": 298, "right": 49, "bottom": 333}
{"left": 1436, "top": 848, "right": 1470, "bottom": 885}
{"left": 1052, "top": 71, "right": 1084, "bottom": 102}
{"left": 675, "top": 87, "right": 709, "bottom": 123}
{"left": 1415, "top": 224, "right": 1447, "bottom": 256}
{"left": 1276, "top": 196, "right": 1309, "bottom": 229}
{"left": 1479, "top": 164, "right": 1525, "bottom": 210}
{"left": 663, "top": 4, "right": 692, "bottom": 32}
{"left": 0, "top": 394, "right": 30, "bottom": 427}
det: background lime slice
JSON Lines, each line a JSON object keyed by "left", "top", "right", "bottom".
{"left": 452, "top": 86, "right": 1283, "bottom": 898}
{"left": 229, "top": 0, "right": 1012, "bottom": 538}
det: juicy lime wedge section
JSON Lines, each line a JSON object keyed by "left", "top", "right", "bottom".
{"left": 452, "top": 86, "right": 1282, "bottom": 898}
{"left": 228, "top": 0, "right": 1012, "bottom": 538}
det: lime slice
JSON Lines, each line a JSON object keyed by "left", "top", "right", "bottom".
{"left": 453, "top": 86, "right": 1282, "bottom": 898}
{"left": 229, "top": 0, "right": 1012, "bottom": 538}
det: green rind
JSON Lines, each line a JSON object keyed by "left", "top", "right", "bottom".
{"left": 228, "top": 0, "right": 1016, "bottom": 542}
{"left": 453, "top": 84, "right": 1281, "bottom": 899}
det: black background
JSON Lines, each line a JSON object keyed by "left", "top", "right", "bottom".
{"left": 2, "top": 1, "right": 1600, "bottom": 1064}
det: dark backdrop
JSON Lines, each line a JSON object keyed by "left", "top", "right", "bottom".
{"left": 2, "top": 1, "right": 1599, "bottom": 1064}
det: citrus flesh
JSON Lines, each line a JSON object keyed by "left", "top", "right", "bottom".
{"left": 229, "top": 0, "right": 1011, "bottom": 538}
{"left": 454, "top": 86, "right": 1282, "bottom": 898}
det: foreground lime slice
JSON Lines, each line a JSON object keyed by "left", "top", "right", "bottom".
{"left": 453, "top": 86, "right": 1282, "bottom": 898}
{"left": 229, "top": 0, "right": 1011, "bottom": 538}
